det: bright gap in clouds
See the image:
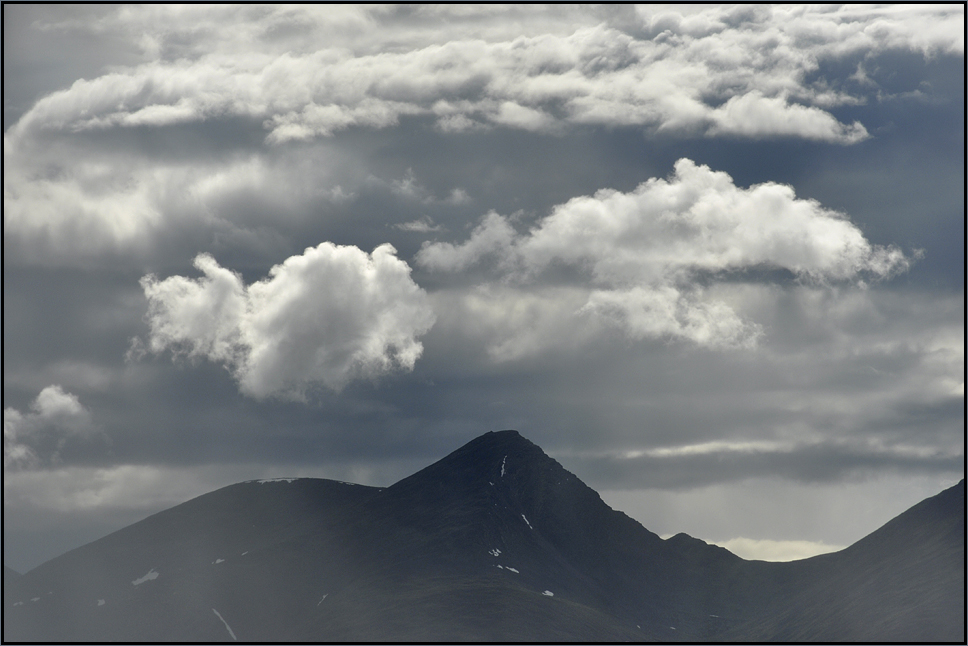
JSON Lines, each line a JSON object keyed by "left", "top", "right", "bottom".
{"left": 602, "top": 473, "right": 961, "bottom": 562}
{"left": 709, "top": 537, "right": 845, "bottom": 562}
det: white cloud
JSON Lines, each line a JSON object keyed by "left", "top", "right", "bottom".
{"left": 417, "top": 211, "right": 516, "bottom": 272}
{"left": 2, "top": 140, "right": 164, "bottom": 260}
{"left": 514, "top": 159, "right": 911, "bottom": 282}
{"left": 394, "top": 216, "right": 443, "bottom": 233}
{"left": 708, "top": 91, "right": 868, "bottom": 143}
{"left": 8, "top": 5, "right": 963, "bottom": 146}
{"left": 581, "top": 287, "right": 761, "bottom": 349}
{"left": 138, "top": 243, "right": 436, "bottom": 398}
{"left": 4, "top": 386, "right": 98, "bottom": 470}
{"left": 2, "top": 141, "right": 351, "bottom": 264}
{"left": 418, "top": 159, "right": 913, "bottom": 352}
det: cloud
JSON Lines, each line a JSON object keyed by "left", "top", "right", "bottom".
{"left": 8, "top": 5, "right": 962, "bottom": 146}
{"left": 563, "top": 426, "right": 963, "bottom": 491}
{"left": 418, "top": 211, "right": 517, "bottom": 272}
{"left": 1, "top": 140, "right": 351, "bottom": 266}
{"left": 394, "top": 217, "right": 443, "bottom": 233}
{"left": 418, "top": 159, "right": 913, "bottom": 352}
{"left": 4, "top": 6, "right": 960, "bottom": 266}
{"left": 707, "top": 91, "right": 868, "bottom": 143}
{"left": 4, "top": 386, "right": 99, "bottom": 470}
{"left": 137, "top": 242, "right": 436, "bottom": 399}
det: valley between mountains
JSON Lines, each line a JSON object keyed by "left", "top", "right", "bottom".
{"left": 4, "top": 430, "right": 964, "bottom": 642}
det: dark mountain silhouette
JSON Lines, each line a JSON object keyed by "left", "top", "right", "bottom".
{"left": 4, "top": 430, "right": 964, "bottom": 642}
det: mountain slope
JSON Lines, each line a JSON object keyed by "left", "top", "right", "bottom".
{"left": 4, "top": 431, "right": 964, "bottom": 642}
{"left": 3, "top": 477, "right": 383, "bottom": 641}
{"left": 730, "top": 478, "right": 965, "bottom": 642}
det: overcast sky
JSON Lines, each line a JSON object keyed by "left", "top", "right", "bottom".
{"left": 4, "top": 4, "right": 964, "bottom": 572}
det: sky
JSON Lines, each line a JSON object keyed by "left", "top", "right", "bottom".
{"left": 3, "top": 4, "right": 964, "bottom": 572}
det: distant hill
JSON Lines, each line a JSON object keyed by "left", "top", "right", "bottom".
{"left": 4, "top": 430, "right": 964, "bottom": 641}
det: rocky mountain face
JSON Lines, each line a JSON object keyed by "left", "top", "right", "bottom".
{"left": 4, "top": 430, "right": 964, "bottom": 642}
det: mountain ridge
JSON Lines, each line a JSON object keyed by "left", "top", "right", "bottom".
{"left": 4, "top": 430, "right": 964, "bottom": 642}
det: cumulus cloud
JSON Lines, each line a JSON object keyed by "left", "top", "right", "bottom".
{"left": 418, "top": 159, "right": 913, "bottom": 351}
{"left": 418, "top": 211, "right": 517, "bottom": 272}
{"left": 137, "top": 242, "right": 436, "bottom": 398}
{"left": 4, "top": 386, "right": 99, "bottom": 470}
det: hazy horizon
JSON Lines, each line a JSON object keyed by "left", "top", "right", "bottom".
{"left": 4, "top": 4, "right": 964, "bottom": 574}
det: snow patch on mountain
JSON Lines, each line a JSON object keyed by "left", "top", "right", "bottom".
{"left": 521, "top": 514, "right": 533, "bottom": 529}
{"left": 213, "top": 558, "right": 225, "bottom": 564}
{"left": 543, "top": 590, "right": 554, "bottom": 597}
{"left": 501, "top": 455, "right": 506, "bottom": 477}
{"left": 489, "top": 548, "right": 501, "bottom": 556}
{"left": 97, "top": 599, "right": 105, "bottom": 606}
{"left": 212, "top": 608, "right": 238, "bottom": 641}
{"left": 256, "top": 478, "right": 296, "bottom": 484}
{"left": 132, "top": 569, "right": 158, "bottom": 585}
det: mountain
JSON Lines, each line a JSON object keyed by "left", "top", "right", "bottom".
{"left": 4, "top": 430, "right": 964, "bottom": 642}
{"left": 725, "top": 474, "right": 965, "bottom": 642}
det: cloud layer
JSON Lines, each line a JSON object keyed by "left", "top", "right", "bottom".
{"left": 419, "top": 159, "right": 913, "bottom": 351}
{"left": 4, "top": 5, "right": 961, "bottom": 265}
{"left": 139, "top": 243, "right": 435, "bottom": 398}
{"left": 8, "top": 5, "right": 963, "bottom": 144}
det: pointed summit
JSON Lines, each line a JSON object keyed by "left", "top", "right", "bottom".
{"left": 381, "top": 429, "right": 624, "bottom": 542}
{"left": 385, "top": 429, "right": 558, "bottom": 498}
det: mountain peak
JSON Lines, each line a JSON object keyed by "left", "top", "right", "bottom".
{"left": 385, "top": 429, "right": 554, "bottom": 496}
